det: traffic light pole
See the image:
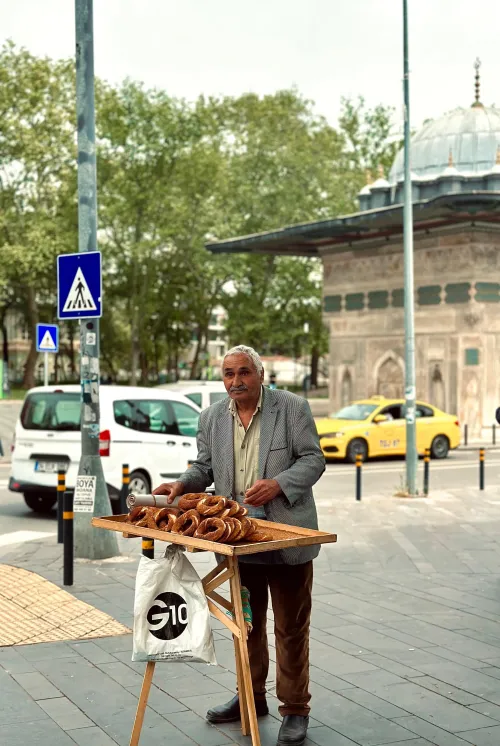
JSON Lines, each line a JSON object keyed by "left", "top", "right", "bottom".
{"left": 402, "top": 0, "right": 418, "bottom": 495}
{"left": 74, "top": 0, "right": 118, "bottom": 558}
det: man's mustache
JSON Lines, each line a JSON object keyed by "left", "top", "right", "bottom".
{"left": 230, "top": 385, "right": 248, "bottom": 392}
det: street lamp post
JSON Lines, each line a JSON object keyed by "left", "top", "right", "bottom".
{"left": 402, "top": 0, "right": 418, "bottom": 494}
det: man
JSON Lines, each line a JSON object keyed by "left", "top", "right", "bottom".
{"left": 153, "top": 345, "right": 325, "bottom": 746}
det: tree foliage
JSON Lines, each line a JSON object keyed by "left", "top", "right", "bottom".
{"left": 0, "top": 42, "right": 398, "bottom": 387}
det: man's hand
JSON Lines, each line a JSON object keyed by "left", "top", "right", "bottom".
{"left": 152, "top": 481, "right": 184, "bottom": 504}
{"left": 244, "top": 479, "right": 281, "bottom": 507}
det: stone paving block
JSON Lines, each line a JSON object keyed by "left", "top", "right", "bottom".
{"left": 0, "top": 645, "right": 36, "bottom": 674}
{"left": 166, "top": 710, "right": 234, "bottom": 746}
{"left": 67, "top": 726, "right": 120, "bottom": 746}
{"left": 468, "top": 700, "right": 500, "bottom": 720}
{"left": 307, "top": 683, "right": 416, "bottom": 746}
{"left": 339, "top": 685, "right": 410, "bottom": 718}
{"left": 15, "top": 641, "right": 80, "bottom": 661}
{"left": 154, "top": 672, "right": 230, "bottom": 699}
{"left": 324, "top": 623, "right": 418, "bottom": 655}
{"left": 69, "top": 641, "right": 117, "bottom": 665}
{"left": 420, "top": 645, "right": 493, "bottom": 670}
{"left": 127, "top": 682, "right": 188, "bottom": 715}
{"left": 308, "top": 665, "right": 355, "bottom": 691}
{"left": 335, "top": 668, "right": 407, "bottom": 691}
{"left": 38, "top": 696, "right": 95, "bottom": 730}
{"left": 394, "top": 715, "right": 491, "bottom": 745}
{"left": 0, "top": 666, "right": 48, "bottom": 725}
{"left": 372, "top": 682, "right": 497, "bottom": 732}
{"left": 410, "top": 675, "right": 484, "bottom": 706}
{"left": 306, "top": 726, "right": 363, "bottom": 745}
{"left": 12, "top": 671, "right": 62, "bottom": 700}
{"left": 0, "top": 717, "right": 78, "bottom": 745}
{"left": 309, "top": 639, "right": 378, "bottom": 676}
{"left": 453, "top": 725, "right": 500, "bottom": 745}
{"left": 97, "top": 661, "right": 144, "bottom": 688}
{"left": 356, "top": 653, "right": 422, "bottom": 678}
{"left": 93, "top": 634, "right": 133, "bottom": 653}
{"left": 412, "top": 660, "right": 500, "bottom": 700}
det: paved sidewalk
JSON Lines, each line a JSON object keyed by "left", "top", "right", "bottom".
{"left": 3, "top": 487, "right": 500, "bottom": 744}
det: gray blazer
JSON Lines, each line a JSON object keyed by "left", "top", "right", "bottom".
{"left": 177, "top": 387, "right": 325, "bottom": 564}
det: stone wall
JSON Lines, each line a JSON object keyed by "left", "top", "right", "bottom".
{"left": 322, "top": 226, "right": 500, "bottom": 435}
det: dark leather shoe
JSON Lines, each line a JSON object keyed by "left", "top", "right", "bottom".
{"left": 206, "top": 694, "right": 269, "bottom": 724}
{"left": 277, "top": 715, "right": 309, "bottom": 746}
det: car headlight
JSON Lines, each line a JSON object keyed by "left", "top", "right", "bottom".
{"left": 320, "top": 432, "right": 344, "bottom": 439}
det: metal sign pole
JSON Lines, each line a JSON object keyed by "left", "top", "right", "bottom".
{"left": 402, "top": 0, "right": 417, "bottom": 495}
{"left": 74, "top": 0, "right": 118, "bottom": 559}
{"left": 44, "top": 352, "right": 49, "bottom": 386}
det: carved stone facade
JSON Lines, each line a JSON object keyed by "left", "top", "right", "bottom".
{"left": 323, "top": 227, "right": 500, "bottom": 438}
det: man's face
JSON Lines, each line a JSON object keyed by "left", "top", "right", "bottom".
{"left": 223, "top": 353, "right": 264, "bottom": 406}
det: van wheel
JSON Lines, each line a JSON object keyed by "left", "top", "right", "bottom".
{"left": 129, "top": 471, "right": 151, "bottom": 495}
{"left": 431, "top": 435, "right": 449, "bottom": 459}
{"left": 24, "top": 495, "right": 57, "bottom": 513}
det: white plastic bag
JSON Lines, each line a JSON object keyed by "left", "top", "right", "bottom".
{"left": 132, "top": 545, "right": 217, "bottom": 665}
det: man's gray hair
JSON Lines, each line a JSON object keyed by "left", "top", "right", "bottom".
{"left": 224, "top": 345, "right": 264, "bottom": 374}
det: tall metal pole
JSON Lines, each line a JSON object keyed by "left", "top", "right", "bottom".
{"left": 74, "top": 0, "right": 118, "bottom": 558}
{"left": 44, "top": 352, "right": 49, "bottom": 386}
{"left": 403, "top": 0, "right": 417, "bottom": 495}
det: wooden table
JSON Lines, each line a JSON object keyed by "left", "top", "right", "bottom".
{"left": 92, "top": 515, "right": 337, "bottom": 746}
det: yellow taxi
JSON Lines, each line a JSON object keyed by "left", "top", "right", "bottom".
{"left": 316, "top": 396, "right": 461, "bottom": 462}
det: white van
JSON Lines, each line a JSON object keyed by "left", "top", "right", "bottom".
{"left": 156, "top": 380, "right": 227, "bottom": 410}
{"left": 9, "top": 385, "right": 201, "bottom": 513}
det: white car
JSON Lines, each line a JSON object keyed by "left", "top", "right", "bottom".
{"left": 156, "top": 380, "right": 227, "bottom": 410}
{"left": 9, "top": 384, "right": 202, "bottom": 513}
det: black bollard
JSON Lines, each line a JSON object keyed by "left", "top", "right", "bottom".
{"left": 63, "top": 490, "right": 74, "bottom": 586}
{"left": 423, "top": 448, "right": 430, "bottom": 495}
{"left": 142, "top": 538, "right": 154, "bottom": 559}
{"left": 479, "top": 448, "right": 485, "bottom": 491}
{"left": 120, "top": 464, "right": 130, "bottom": 514}
{"left": 355, "top": 453, "right": 362, "bottom": 501}
{"left": 464, "top": 424, "right": 468, "bottom": 446}
{"left": 57, "top": 470, "right": 65, "bottom": 544}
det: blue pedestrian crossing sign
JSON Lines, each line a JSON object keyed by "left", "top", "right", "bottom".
{"left": 57, "top": 251, "right": 102, "bottom": 320}
{"left": 36, "top": 324, "right": 59, "bottom": 353}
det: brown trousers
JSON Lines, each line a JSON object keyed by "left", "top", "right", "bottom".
{"left": 238, "top": 561, "right": 313, "bottom": 717}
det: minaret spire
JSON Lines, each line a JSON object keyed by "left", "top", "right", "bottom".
{"left": 472, "top": 58, "right": 483, "bottom": 108}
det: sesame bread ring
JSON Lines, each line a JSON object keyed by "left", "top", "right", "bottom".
{"left": 197, "top": 495, "right": 227, "bottom": 517}
{"left": 178, "top": 493, "right": 205, "bottom": 511}
{"left": 172, "top": 509, "right": 200, "bottom": 536}
{"left": 127, "top": 506, "right": 147, "bottom": 523}
{"left": 220, "top": 522, "right": 233, "bottom": 543}
{"left": 154, "top": 507, "right": 179, "bottom": 525}
{"left": 219, "top": 500, "right": 240, "bottom": 519}
{"left": 236, "top": 517, "right": 252, "bottom": 541}
{"left": 235, "top": 505, "right": 248, "bottom": 519}
{"left": 227, "top": 517, "right": 242, "bottom": 541}
{"left": 159, "top": 514, "right": 176, "bottom": 532}
{"left": 194, "top": 517, "right": 226, "bottom": 542}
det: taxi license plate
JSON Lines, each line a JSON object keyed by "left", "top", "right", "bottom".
{"left": 34, "top": 462, "right": 66, "bottom": 473}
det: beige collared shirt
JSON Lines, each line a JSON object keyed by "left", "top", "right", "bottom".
{"left": 229, "top": 386, "right": 266, "bottom": 518}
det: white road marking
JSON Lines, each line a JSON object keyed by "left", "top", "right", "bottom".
{"left": 323, "top": 461, "right": 500, "bottom": 476}
{"left": 0, "top": 530, "right": 55, "bottom": 548}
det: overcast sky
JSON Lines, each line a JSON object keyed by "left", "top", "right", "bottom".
{"left": 3, "top": 0, "right": 499, "bottom": 134}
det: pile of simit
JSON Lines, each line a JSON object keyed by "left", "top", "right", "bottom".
{"left": 126, "top": 494, "right": 272, "bottom": 543}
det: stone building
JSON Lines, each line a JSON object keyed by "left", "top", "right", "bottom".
{"left": 208, "top": 74, "right": 500, "bottom": 438}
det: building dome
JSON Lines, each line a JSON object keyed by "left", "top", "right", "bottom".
{"left": 389, "top": 105, "right": 500, "bottom": 183}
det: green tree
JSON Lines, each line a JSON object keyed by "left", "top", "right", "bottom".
{"left": 0, "top": 41, "right": 76, "bottom": 387}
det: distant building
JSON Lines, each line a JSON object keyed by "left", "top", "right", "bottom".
{"left": 207, "top": 66, "right": 500, "bottom": 438}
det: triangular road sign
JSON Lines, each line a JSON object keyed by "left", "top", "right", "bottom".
{"left": 39, "top": 330, "right": 57, "bottom": 351}
{"left": 62, "top": 267, "right": 97, "bottom": 313}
